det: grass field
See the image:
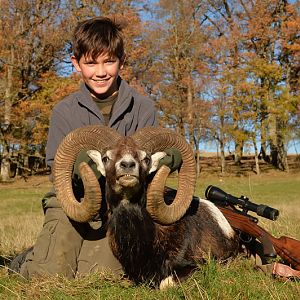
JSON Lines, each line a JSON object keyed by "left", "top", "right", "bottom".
{"left": 0, "top": 173, "right": 299, "bottom": 299}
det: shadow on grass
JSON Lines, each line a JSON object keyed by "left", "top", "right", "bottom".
{"left": 0, "top": 254, "right": 12, "bottom": 267}
{"left": 1, "top": 247, "right": 33, "bottom": 274}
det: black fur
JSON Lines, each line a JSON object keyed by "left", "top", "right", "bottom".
{"left": 108, "top": 196, "right": 239, "bottom": 286}
{"left": 101, "top": 138, "right": 239, "bottom": 286}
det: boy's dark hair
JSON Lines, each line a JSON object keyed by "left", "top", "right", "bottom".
{"left": 72, "top": 17, "right": 125, "bottom": 61}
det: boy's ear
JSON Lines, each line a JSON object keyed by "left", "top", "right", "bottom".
{"left": 71, "top": 55, "right": 81, "bottom": 72}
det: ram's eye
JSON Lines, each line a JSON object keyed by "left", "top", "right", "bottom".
{"left": 143, "top": 156, "right": 151, "bottom": 166}
{"left": 102, "top": 155, "right": 110, "bottom": 164}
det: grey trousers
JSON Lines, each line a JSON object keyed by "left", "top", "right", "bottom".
{"left": 20, "top": 194, "right": 122, "bottom": 279}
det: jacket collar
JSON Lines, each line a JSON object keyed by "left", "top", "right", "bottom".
{"left": 109, "top": 79, "right": 133, "bottom": 126}
{"left": 78, "top": 82, "right": 103, "bottom": 121}
{"left": 76, "top": 78, "right": 133, "bottom": 126}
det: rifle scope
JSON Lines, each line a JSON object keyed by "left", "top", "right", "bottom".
{"left": 205, "top": 185, "right": 279, "bottom": 221}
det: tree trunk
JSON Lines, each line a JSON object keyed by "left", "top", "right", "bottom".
{"left": 193, "top": 129, "right": 201, "bottom": 178}
{"left": 0, "top": 158, "right": 11, "bottom": 182}
{"left": 269, "top": 113, "right": 279, "bottom": 168}
{"left": 0, "top": 135, "right": 11, "bottom": 181}
{"left": 260, "top": 115, "right": 270, "bottom": 163}
{"left": 270, "top": 143, "right": 279, "bottom": 168}
{"left": 220, "top": 139, "right": 226, "bottom": 174}
{"left": 187, "top": 78, "right": 195, "bottom": 150}
{"left": 234, "top": 142, "right": 243, "bottom": 165}
{"left": 0, "top": 47, "right": 14, "bottom": 181}
{"left": 259, "top": 89, "right": 271, "bottom": 163}
{"left": 252, "top": 137, "right": 260, "bottom": 175}
{"left": 276, "top": 118, "right": 289, "bottom": 172}
{"left": 269, "top": 116, "right": 289, "bottom": 171}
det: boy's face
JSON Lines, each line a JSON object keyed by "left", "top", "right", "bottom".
{"left": 71, "top": 52, "right": 124, "bottom": 99}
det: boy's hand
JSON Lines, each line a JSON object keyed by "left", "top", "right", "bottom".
{"left": 157, "top": 148, "right": 182, "bottom": 173}
{"left": 73, "top": 150, "right": 102, "bottom": 181}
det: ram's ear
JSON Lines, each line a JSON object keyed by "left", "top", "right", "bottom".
{"left": 149, "top": 151, "right": 166, "bottom": 174}
{"left": 87, "top": 150, "right": 106, "bottom": 176}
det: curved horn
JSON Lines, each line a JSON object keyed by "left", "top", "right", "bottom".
{"left": 132, "top": 127, "right": 196, "bottom": 224}
{"left": 53, "top": 125, "right": 121, "bottom": 222}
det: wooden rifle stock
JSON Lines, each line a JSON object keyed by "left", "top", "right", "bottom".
{"left": 217, "top": 206, "right": 300, "bottom": 271}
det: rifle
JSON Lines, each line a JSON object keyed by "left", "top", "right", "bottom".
{"left": 205, "top": 185, "right": 300, "bottom": 274}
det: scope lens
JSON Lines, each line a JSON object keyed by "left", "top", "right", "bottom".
{"left": 257, "top": 205, "right": 279, "bottom": 221}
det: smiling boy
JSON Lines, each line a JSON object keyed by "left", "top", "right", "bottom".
{"left": 18, "top": 17, "right": 158, "bottom": 279}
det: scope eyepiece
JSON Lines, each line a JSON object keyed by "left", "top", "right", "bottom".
{"left": 205, "top": 185, "right": 279, "bottom": 221}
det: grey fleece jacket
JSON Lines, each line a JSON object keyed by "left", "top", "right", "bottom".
{"left": 46, "top": 78, "right": 157, "bottom": 169}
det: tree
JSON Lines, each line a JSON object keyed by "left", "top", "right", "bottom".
{"left": 240, "top": 0, "right": 300, "bottom": 171}
{"left": 147, "top": 1, "right": 210, "bottom": 147}
{"left": 0, "top": 0, "right": 146, "bottom": 180}
{"left": 204, "top": 0, "right": 300, "bottom": 172}
{"left": 0, "top": 0, "right": 71, "bottom": 180}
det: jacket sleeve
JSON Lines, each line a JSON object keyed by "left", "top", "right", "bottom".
{"left": 137, "top": 99, "right": 158, "bottom": 129}
{"left": 46, "top": 107, "right": 72, "bottom": 170}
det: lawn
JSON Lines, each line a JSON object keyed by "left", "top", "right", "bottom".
{"left": 0, "top": 173, "right": 299, "bottom": 299}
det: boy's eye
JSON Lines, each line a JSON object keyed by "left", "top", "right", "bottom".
{"left": 105, "top": 59, "right": 116, "bottom": 64}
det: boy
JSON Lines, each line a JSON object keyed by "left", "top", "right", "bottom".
{"left": 17, "top": 16, "right": 181, "bottom": 279}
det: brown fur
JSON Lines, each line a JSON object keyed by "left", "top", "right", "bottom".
{"left": 101, "top": 138, "right": 239, "bottom": 286}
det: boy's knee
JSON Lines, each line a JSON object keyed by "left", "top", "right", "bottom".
{"left": 77, "top": 236, "right": 123, "bottom": 277}
{"left": 20, "top": 207, "right": 85, "bottom": 279}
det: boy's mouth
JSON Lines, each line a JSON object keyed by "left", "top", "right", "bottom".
{"left": 92, "top": 79, "right": 110, "bottom": 86}
{"left": 93, "top": 78, "right": 109, "bottom": 82}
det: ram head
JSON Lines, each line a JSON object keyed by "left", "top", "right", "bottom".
{"left": 53, "top": 125, "right": 197, "bottom": 225}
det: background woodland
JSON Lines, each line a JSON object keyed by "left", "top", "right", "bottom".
{"left": 0, "top": 0, "right": 299, "bottom": 180}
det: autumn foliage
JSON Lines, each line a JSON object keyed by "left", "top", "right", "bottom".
{"left": 0, "top": 0, "right": 299, "bottom": 180}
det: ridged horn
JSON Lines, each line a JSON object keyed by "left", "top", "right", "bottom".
{"left": 53, "top": 125, "right": 121, "bottom": 222}
{"left": 132, "top": 127, "right": 196, "bottom": 224}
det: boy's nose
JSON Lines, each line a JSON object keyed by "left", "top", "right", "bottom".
{"left": 95, "top": 64, "right": 107, "bottom": 77}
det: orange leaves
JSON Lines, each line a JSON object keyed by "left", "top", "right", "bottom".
{"left": 0, "top": 0, "right": 299, "bottom": 167}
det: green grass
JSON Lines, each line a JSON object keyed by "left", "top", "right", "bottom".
{"left": 0, "top": 189, "right": 44, "bottom": 216}
{"left": 0, "top": 174, "right": 299, "bottom": 299}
